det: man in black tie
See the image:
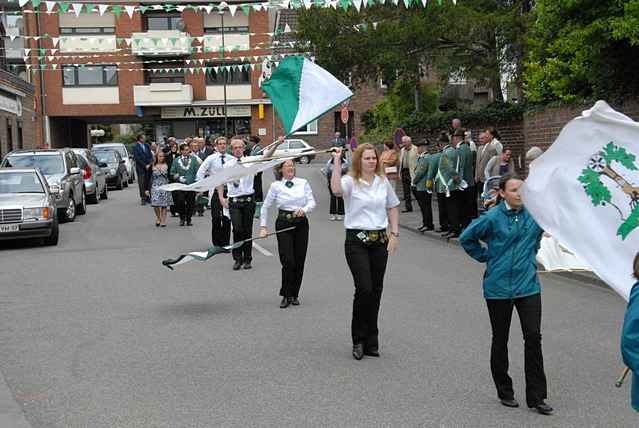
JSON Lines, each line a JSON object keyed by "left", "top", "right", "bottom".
{"left": 132, "top": 134, "right": 153, "bottom": 205}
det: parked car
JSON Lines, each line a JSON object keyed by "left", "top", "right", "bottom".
{"left": 255, "top": 139, "right": 316, "bottom": 164}
{"left": 93, "top": 149, "right": 129, "bottom": 190}
{"left": 72, "top": 148, "right": 108, "bottom": 204}
{"left": 0, "top": 149, "right": 86, "bottom": 222}
{"left": 0, "top": 168, "right": 59, "bottom": 245}
{"left": 93, "top": 143, "right": 135, "bottom": 184}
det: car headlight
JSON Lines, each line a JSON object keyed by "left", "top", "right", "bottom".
{"left": 49, "top": 184, "right": 62, "bottom": 196}
{"left": 23, "top": 207, "right": 50, "bottom": 221}
{"left": 110, "top": 168, "right": 116, "bottom": 175}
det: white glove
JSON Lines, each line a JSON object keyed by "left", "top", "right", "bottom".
{"left": 179, "top": 176, "right": 187, "bottom": 184}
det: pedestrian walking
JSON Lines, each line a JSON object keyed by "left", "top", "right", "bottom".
{"left": 146, "top": 150, "right": 173, "bottom": 227}
{"left": 259, "top": 159, "right": 316, "bottom": 308}
{"left": 133, "top": 134, "right": 153, "bottom": 205}
{"left": 217, "top": 136, "right": 284, "bottom": 271}
{"left": 330, "top": 144, "right": 400, "bottom": 361}
{"left": 322, "top": 152, "right": 347, "bottom": 221}
{"left": 411, "top": 139, "right": 434, "bottom": 232}
{"left": 459, "top": 174, "right": 553, "bottom": 415}
{"left": 197, "top": 136, "right": 232, "bottom": 246}
{"left": 166, "top": 138, "right": 179, "bottom": 217}
{"left": 170, "top": 143, "right": 199, "bottom": 227}
{"left": 399, "top": 135, "right": 418, "bottom": 213}
{"left": 621, "top": 252, "right": 639, "bottom": 412}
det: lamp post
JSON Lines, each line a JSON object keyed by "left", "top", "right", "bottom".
{"left": 219, "top": 9, "right": 228, "bottom": 138}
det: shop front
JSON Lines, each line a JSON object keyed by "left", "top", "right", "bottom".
{"left": 155, "top": 104, "right": 253, "bottom": 142}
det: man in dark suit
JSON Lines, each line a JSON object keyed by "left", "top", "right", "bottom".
{"left": 196, "top": 137, "right": 214, "bottom": 161}
{"left": 132, "top": 133, "right": 153, "bottom": 205}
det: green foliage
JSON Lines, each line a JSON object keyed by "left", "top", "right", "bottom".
{"left": 578, "top": 168, "right": 611, "bottom": 206}
{"left": 618, "top": 204, "right": 639, "bottom": 240}
{"left": 525, "top": 0, "right": 639, "bottom": 103}
{"left": 601, "top": 142, "right": 638, "bottom": 170}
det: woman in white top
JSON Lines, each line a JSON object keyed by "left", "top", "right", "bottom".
{"left": 260, "top": 159, "right": 316, "bottom": 308}
{"left": 330, "top": 144, "right": 400, "bottom": 360}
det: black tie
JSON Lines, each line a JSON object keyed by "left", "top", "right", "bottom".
{"left": 285, "top": 180, "right": 294, "bottom": 188}
{"left": 220, "top": 155, "right": 225, "bottom": 165}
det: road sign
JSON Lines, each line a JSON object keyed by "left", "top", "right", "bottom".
{"left": 341, "top": 106, "right": 349, "bottom": 124}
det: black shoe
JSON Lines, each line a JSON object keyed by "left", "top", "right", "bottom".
{"left": 352, "top": 343, "right": 364, "bottom": 360}
{"left": 233, "top": 261, "right": 242, "bottom": 271}
{"left": 500, "top": 398, "right": 519, "bottom": 408}
{"left": 280, "top": 297, "right": 290, "bottom": 308}
{"left": 243, "top": 261, "right": 252, "bottom": 270}
{"left": 531, "top": 401, "right": 553, "bottom": 415}
{"left": 179, "top": 220, "right": 185, "bottom": 226}
{"left": 291, "top": 297, "right": 300, "bottom": 306}
{"left": 417, "top": 226, "right": 427, "bottom": 232}
{"left": 363, "top": 347, "right": 380, "bottom": 357}
{"left": 186, "top": 219, "right": 193, "bottom": 226}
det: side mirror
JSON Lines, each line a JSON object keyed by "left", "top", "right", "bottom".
{"left": 70, "top": 167, "right": 81, "bottom": 175}
{"left": 98, "top": 162, "right": 108, "bottom": 168}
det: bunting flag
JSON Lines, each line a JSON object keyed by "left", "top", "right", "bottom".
{"left": 261, "top": 56, "right": 352, "bottom": 135}
{"left": 521, "top": 101, "right": 639, "bottom": 300}
{"left": 162, "top": 227, "right": 295, "bottom": 270}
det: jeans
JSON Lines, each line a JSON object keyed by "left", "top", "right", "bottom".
{"left": 486, "top": 293, "right": 548, "bottom": 407}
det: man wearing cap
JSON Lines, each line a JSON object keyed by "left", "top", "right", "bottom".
{"left": 437, "top": 130, "right": 464, "bottom": 238}
{"left": 456, "top": 128, "right": 476, "bottom": 229}
{"left": 412, "top": 139, "right": 435, "bottom": 232}
{"left": 429, "top": 132, "right": 450, "bottom": 234}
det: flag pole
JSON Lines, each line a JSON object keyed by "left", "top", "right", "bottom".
{"left": 616, "top": 367, "right": 631, "bottom": 387}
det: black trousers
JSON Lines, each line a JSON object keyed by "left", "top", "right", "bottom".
{"left": 254, "top": 172, "right": 264, "bottom": 202}
{"left": 345, "top": 238, "right": 388, "bottom": 348}
{"left": 135, "top": 165, "right": 150, "bottom": 200}
{"left": 210, "top": 190, "right": 231, "bottom": 247}
{"left": 401, "top": 169, "right": 412, "bottom": 210}
{"left": 173, "top": 191, "right": 194, "bottom": 221}
{"left": 229, "top": 199, "right": 256, "bottom": 262}
{"left": 276, "top": 217, "right": 309, "bottom": 298}
{"left": 461, "top": 186, "right": 476, "bottom": 229}
{"left": 436, "top": 192, "right": 449, "bottom": 231}
{"left": 445, "top": 190, "right": 464, "bottom": 234}
{"left": 328, "top": 184, "right": 344, "bottom": 215}
{"left": 413, "top": 189, "right": 434, "bottom": 229}
{"left": 486, "top": 293, "right": 548, "bottom": 407}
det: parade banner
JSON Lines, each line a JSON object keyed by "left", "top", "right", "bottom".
{"left": 521, "top": 101, "right": 639, "bottom": 300}
{"left": 536, "top": 236, "right": 592, "bottom": 272}
{"left": 261, "top": 56, "right": 353, "bottom": 135}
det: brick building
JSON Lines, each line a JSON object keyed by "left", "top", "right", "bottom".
{"left": 0, "top": 68, "right": 37, "bottom": 159}
{"left": 23, "top": 1, "right": 283, "bottom": 148}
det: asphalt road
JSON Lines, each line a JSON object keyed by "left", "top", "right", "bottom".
{"left": 0, "top": 163, "right": 636, "bottom": 427}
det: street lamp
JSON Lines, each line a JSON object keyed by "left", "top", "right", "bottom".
{"left": 219, "top": 9, "right": 228, "bottom": 138}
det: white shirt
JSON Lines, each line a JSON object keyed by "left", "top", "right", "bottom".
{"left": 259, "top": 177, "right": 316, "bottom": 227}
{"left": 222, "top": 155, "right": 257, "bottom": 198}
{"left": 196, "top": 152, "right": 229, "bottom": 205}
{"left": 341, "top": 175, "right": 400, "bottom": 230}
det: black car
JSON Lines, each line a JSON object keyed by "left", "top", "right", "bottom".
{"left": 92, "top": 150, "right": 129, "bottom": 190}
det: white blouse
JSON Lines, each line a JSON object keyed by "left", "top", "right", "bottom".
{"left": 260, "top": 177, "right": 316, "bottom": 227}
{"left": 341, "top": 174, "right": 400, "bottom": 230}
{"left": 222, "top": 155, "right": 257, "bottom": 198}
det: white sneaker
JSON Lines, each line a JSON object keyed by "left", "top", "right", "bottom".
{"left": 336, "top": 215, "right": 343, "bottom": 220}
{"left": 330, "top": 215, "right": 337, "bottom": 221}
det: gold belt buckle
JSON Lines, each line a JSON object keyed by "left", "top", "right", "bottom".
{"left": 286, "top": 213, "right": 293, "bottom": 220}
{"left": 369, "top": 231, "right": 379, "bottom": 242}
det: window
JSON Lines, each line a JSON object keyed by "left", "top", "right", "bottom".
{"left": 203, "top": 13, "right": 249, "bottom": 33}
{"left": 62, "top": 65, "right": 118, "bottom": 87}
{"left": 204, "top": 25, "right": 249, "bottom": 33}
{"left": 4, "top": 154, "right": 65, "bottom": 175}
{"left": 146, "top": 14, "right": 183, "bottom": 31}
{"left": 144, "top": 62, "right": 185, "bottom": 84}
{"left": 289, "top": 140, "right": 305, "bottom": 149}
{"left": 60, "top": 27, "right": 115, "bottom": 34}
{"left": 293, "top": 120, "right": 318, "bottom": 135}
{"left": 65, "top": 152, "right": 77, "bottom": 170}
{"left": 206, "top": 64, "right": 250, "bottom": 85}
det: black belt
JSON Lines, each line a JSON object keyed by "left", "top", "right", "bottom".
{"left": 229, "top": 195, "right": 254, "bottom": 203}
{"left": 346, "top": 229, "right": 388, "bottom": 244}
{"left": 277, "top": 209, "right": 307, "bottom": 221}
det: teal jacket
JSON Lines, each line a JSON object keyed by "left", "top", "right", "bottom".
{"left": 170, "top": 155, "right": 200, "bottom": 185}
{"left": 436, "top": 145, "right": 462, "bottom": 194}
{"left": 457, "top": 142, "right": 475, "bottom": 187}
{"left": 622, "top": 282, "right": 639, "bottom": 412}
{"left": 426, "top": 152, "right": 441, "bottom": 190}
{"left": 412, "top": 153, "right": 433, "bottom": 191}
{"left": 459, "top": 202, "right": 543, "bottom": 299}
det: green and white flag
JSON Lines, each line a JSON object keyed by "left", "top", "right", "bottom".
{"left": 261, "top": 56, "right": 353, "bottom": 135}
{"left": 522, "top": 101, "right": 639, "bottom": 301}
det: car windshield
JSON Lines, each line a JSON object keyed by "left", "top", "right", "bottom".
{"left": 0, "top": 172, "right": 45, "bottom": 194}
{"left": 3, "top": 154, "right": 65, "bottom": 175}
{"left": 94, "top": 151, "right": 117, "bottom": 163}
{"left": 97, "top": 146, "right": 127, "bottom": 158}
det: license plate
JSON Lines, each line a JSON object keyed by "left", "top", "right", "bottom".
{"left": 0, "top": 224, "right": 19, "bottom": 233}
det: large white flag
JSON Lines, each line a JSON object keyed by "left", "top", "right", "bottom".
{"left": 522, "top": 101, "right": 639, "bottom": 300}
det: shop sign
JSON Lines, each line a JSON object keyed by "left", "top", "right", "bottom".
{"left": 161, "top": 105, "right": 251, "bottom": 119}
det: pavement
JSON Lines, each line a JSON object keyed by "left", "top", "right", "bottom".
{"left": 0, "top": 163, "right": 635, "bottom": 427}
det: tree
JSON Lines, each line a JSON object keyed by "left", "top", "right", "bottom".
{"left": 525, "top": 0, "right": 639, "bottom": 103}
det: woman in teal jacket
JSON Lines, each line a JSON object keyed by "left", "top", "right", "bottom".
{"left": 621, "top": 255, "right": 639, "bottom": 412}
{"left": 460, "top": 174, "right": 553, "bottom": 415}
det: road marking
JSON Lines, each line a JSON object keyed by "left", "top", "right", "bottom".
{"left": 252, "top": 242, "right": 273, "bottom": 256}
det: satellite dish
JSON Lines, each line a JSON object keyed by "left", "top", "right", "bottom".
{"left": 175, "top": 19, "right": 185, "bottom": 31}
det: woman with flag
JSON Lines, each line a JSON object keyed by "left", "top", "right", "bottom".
{"left": 621, "top": 253, "right": 639, "bottom": 412}
{"left": 259, "top": 159, "right": 316, "bottom": 308}
{"left": 330, "top": 145, "right": 400, "bottom": 361}
{"left": 459, "top": 174, "right": 553, "bottom": 415}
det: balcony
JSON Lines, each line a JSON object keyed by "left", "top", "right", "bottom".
{"left": 206, "top": 84, "right": 252, "bottom": 101}
{"left": 131, "top": 30, "right": 191, "bottom": 56}
{"left": 59, "top": 35, "right": 117, "bottom": 53}
{"left": 203, "top": 33, "right": 250, "bottom": 52}
{"left": 133, "top": 83, "right": 193, "bottom": 106}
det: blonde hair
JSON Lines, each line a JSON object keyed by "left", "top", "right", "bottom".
{"left": 349, "top": 143, "right": 384, "bottom": 181}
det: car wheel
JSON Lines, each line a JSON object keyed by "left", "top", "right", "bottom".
{"left": 116, "top": 175, "right": 123, "bottom": 190}
{"left": 76, "top": 189, "right": 87, "bottom": 215}
{"left": 61, "top": 195, "right": 76, "bottom": 223}
{"left": 299, "top": 155, "right": 311, "bottom": 165}
{"left": 100, "top": 183, "right": 108, "bottom": 200}
{"left": 87, "top": 188, "right": 99, "bottom": 204}
{"left": 43, "top": 218, "right": 59, "bottom": 246}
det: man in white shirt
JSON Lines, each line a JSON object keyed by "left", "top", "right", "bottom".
{"left": 197, "top": 136, "right": 231, "bottom": 247}
{"left": 399, "top": 135, "right": 418, "bottom": 212}
{"left": 216, "top": 136, "right": 283, "bottom": 271}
